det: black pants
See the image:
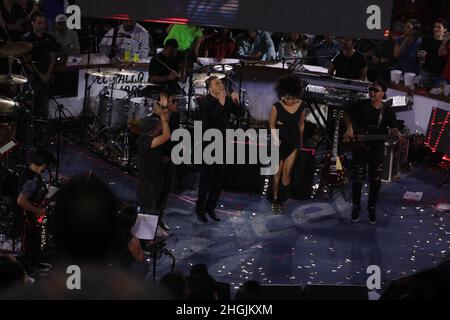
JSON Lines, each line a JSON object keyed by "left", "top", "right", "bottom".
{"left": 136, "top": 162, "right": 175, "bottom": 215}
{"left": 22, "top": 217, "right": 42, "bottom": 267}
{"left": 352, "top": 146, "right": 384, "bottom": 209}
{"left": 136, "top": 179, "right": 162, "bottom": 215}
{"left": 197, "top": 164, "right": 225, "bottom": 212}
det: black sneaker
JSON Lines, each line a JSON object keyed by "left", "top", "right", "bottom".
{"left": 158, "top": 218, "right": 170, "bottom": 231}
{"left": 351, "top": 207, "right": 360, "bottom": 222}
{"left": 368, "top": 207, "right": 377, "bottom": 224}
{"left": 207, "top": 210, "right": 221, "bottom": 222}
{"left": 195, "top": 202, "right": 207, "bottom": 223}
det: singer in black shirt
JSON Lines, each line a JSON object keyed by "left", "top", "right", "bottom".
{"left": 195, "top": 76, "right": 244, "bottom": 223}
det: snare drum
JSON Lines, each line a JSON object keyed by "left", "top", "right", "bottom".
{"left": 97, "top": 89, "right": 129, "bottom": 128}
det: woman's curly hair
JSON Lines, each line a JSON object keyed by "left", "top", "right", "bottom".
{"left": 275, "top": 74, "right": 304, "bottom": 99}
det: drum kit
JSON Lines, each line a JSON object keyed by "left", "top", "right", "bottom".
{"left": 82, "top": 60, "right": 241, "bottom": 170}
{"left": 0, "top": 41, "right": 33, "bottom": 153}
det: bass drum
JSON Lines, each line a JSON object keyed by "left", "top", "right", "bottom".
{"left": 96, "top": 89, "right": 129, "bottom": 128}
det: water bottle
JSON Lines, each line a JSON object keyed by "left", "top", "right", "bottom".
{"left": 124, "top": 41, "right": 131, "bottom": 62}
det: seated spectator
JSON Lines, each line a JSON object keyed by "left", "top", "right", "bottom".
{"left": 310, "top": 35, "right": 341, "bottom": 68}
{"left": 190, "top": 263, "right": 209, "bottom": 277}
{"left": 0, "top": 0, "right": 25, "bottom": 40}
{"left": 17, "top": 0, "right": 38, "bottom": 33}
{"left": 201, "top": 28, "right": 235, "bottom": 60}
{"left": 52, "top": 14, "right": 80, "bottom": 56}
{"left": 54, "top": 174, "right": 121, "bottom": 267}
{"left": 438, "top": 28, "right": 450, "bottom": 84}
{"left": 419, "top": 18, "right": 448, "bottom": 90}
{"left": 160, "top": 272, "right": 188, "bottom": 300}
{"left": 359, "top": 37, "right": 395, "bottom": 82}
{"left": 236, "top": 30, "right": 276, "bottom": 61}
{"left": 188, "top": 273, "right": 218, "bottom": 300}
{"left": 278, "top": 32, "right": 309, "bottom": 61}
{"left": 393, "top": 19, "right": 422, "bottom": 75}
{"left": 329, "top": 37, "right": 367, "bottom": 80}
{"left": 0, "top": 254, "right": 31, "bottom": 296}
{"left": 235, "top": 280, "right": 263, "bottom": 300}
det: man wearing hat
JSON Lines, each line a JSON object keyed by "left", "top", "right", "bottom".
{"left": 52, "top": 14, "right": 80, "bottom": 56}
{"left": 136, "top": 94, "right": 171, "bottom": 222}
{"left": 343, "top": 81, "right": 400, "bottom": 224}
{"left": 17, "top": 149, "right": 55, "bottom": 270}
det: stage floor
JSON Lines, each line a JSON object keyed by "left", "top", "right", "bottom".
{"left": 57, "top": 143, "right": 449, "bottom": 294}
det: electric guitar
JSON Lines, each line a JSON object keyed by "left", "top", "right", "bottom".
{"left": 342, "top": 126, "right": 393, "bottom": 150}
{"left": 321, "top": 109, "right": 346, "bottom": 186}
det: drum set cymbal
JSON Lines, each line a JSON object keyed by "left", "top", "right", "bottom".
{"left": 103, "top": 68, "right": 139, "bottom": 77}
{"left": 0, "top": 74, "right": 28, "bottom": 85}
{"left": 86, "top": 69, "right": 116, "bottom": 78}
{"left": 86, "top": 68, "right": 140, "bottom": 78}
{"left": 0, "top": 96, "right": 16, "bottom": 113}
{"left": 0, "top": 41, "right": 32, "bottom": 57}
{"left": 213, "top": 64, "right": 233, "bottom": 72}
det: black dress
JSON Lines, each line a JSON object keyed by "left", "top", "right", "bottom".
{"left": 275, "top": 101, "right": 304, "bottom": 160}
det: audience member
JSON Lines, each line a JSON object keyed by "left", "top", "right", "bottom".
{"left": 393, "top": 19, "right": 422, "bottom": 74}
{"left": 419, "top": 18, "right": 448, "bottom": 90}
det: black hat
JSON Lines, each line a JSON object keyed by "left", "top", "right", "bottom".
{"left": 29, "top": 149, "right": 55, "bottom": 166}
{"left": 372, "top": 81, "right": 388, "bottom": 92}
{"left": 139, "top": 116, "right": 160, "bottom": 136}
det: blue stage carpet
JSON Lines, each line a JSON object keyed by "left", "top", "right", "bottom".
{"left": 58, "top": 144, "right": 449, "bottom": 294}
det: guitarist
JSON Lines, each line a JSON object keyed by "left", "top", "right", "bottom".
{"left": 343, "top": 81, "right": 400, "bottom": 224}
{"left": 17, "top": 149, "right": 55, "bottom": 270}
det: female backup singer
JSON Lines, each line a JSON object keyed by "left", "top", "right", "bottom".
{"left": 269, "top": 75, "right": 305, "bottom": 214}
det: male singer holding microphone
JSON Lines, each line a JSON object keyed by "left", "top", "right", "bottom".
{"left": 195, "top": 76, "right": 244, "bottom": 223}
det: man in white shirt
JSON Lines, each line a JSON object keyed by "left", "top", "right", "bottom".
{"left": 52, "top": 14, "right": 80, "bottom": 55}
{"left": 100, "top": 19, "right": 151, "bottom": 60}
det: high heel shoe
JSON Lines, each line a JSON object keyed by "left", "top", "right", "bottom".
{"left": 279, "top": 201, "right": 287, "bottom": 214}
{"left": 272, "top": 200, "right": 280, "bottom": 215}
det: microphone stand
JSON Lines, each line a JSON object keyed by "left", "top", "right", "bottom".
{"left": 82, "top": 27, "right": 94, "bottom": 144}
{"left": 50, "top": 96, "right": 67, "bottom": 183}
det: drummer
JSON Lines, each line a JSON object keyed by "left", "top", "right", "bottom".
{"left": 147, "top": 39, "right": 183, "bottom": 95}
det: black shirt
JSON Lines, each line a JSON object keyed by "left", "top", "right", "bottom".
{"left": 148, "top": 52, "right": 179, "bottom": 92}
{"left": 421, "top": 36, "right": 448, "bottom": 75}
{"left": 18, "top": 167, "right": 46, "bottom": 205}
{"left": 137, "top": 132, "right": 164, "bottom": 183}
{"left": 346, "top": 99, "right": 398, "bottom": 150}
{"left": 331, "top": 50, "right": 367, "bottom": 80}
{"left": 22, "top": 31, "right": 59, "bottom": 73}
{"left": 198, "top": 94, "right": 244, "bottom": 132}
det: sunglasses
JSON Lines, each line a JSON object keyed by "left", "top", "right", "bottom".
{"left": 368, "top": 87, "right": 382, "bottom": 93}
